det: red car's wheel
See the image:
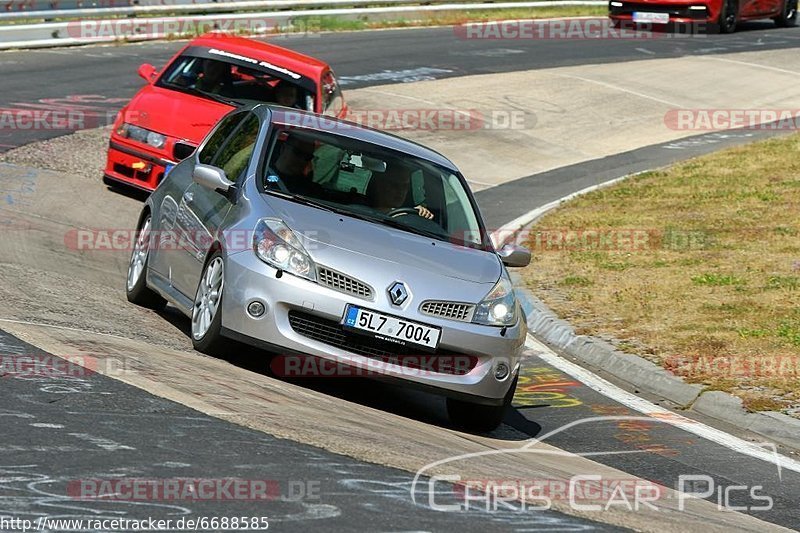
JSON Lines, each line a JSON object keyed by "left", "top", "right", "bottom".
{"left": 714, "top": 0, "right": 738, "bottom": 33}
{"left": 774, "top": 0, "right": 798, "bottom": 26}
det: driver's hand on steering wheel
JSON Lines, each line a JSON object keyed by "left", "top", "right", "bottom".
{"left": 415, "top": 205, "right": 434, "bottom": 220}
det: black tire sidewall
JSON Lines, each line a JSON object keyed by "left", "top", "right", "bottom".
{"left": 716, "top": 0, "right": 737, "bottom": 33}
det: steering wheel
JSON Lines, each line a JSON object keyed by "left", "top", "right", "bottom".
{"left": 388, "top": 207, "right": 420, "bottom": 218}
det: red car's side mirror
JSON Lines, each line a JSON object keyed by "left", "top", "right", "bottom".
{"left": 137, "top": 63, "right": 157, "bottom": 83}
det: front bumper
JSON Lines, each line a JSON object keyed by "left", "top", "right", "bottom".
{"left": 609, "top": 1, "right": 717, "bottom": 23}
{"left": 221, "top": 251, "right": 526, "bottom": 404}
{"left": 104, "top": 138, "right": 176, "bottom": 192}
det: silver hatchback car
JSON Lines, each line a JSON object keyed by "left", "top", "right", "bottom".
{"left": 125, "top": 104, "right": 531, "bottom": 431}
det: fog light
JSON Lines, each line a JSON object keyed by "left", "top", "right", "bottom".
{"left": 610, "top": 1, "right": 623, "bottom": 6}
{"left": 247, "top": 301, "right": 266, "bottom": 318}
{"left": 495, "top": 362, "right": 510, "bottom": 380}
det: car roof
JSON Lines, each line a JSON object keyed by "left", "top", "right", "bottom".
{"left": 251, "top": 105, "right": 459, "bottom": 171}
{"left": 189, "top": 34, "right": 329, "bottom": 78}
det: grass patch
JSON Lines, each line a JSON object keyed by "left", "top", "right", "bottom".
{"left": 691, "top": 273, "right": 746, "bottom": 286}
{"left": 766, "top": 275, "right": 800, "bottom": 290}
{"left": 290, "top": 8, "right": 607, "bottom": 32}
{"left": 559, "top": 275, "right": 593, "bottom": 287}
{"left": 521, "top": 133, "right": 800, "bottom": 413}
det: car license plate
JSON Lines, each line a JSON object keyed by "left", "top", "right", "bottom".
{"left": 632, "top": 11, "right": 670, "bottom": 23}
{"left": 343, "top": 305, "right": 441, "bottom": 351}
{"left": 164, "top": 163, "right": 175, "bottom": 176}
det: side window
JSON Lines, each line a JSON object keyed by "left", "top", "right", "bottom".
{"left": 215, "top": 114, "right": 260, "bottom": 181}
{"left": 198, "top": 112, "right": 246, "bottom": 165}
{"left": 321, "top": 70, "right": 343, "bottom": 117}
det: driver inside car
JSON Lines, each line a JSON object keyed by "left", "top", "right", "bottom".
{"left": 195, "top": 59, "right": 232, "bottom": 95}
{"left": 367, "top": 162, "right": 434, "bottom": 220}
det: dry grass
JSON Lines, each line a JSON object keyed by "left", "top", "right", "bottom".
{"left": 520, "top": 133, "right": 800, "bottom": 413}
{"left": 289, "top": 8, "right": 608, "bottom": 32}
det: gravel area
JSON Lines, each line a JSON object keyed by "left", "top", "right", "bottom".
{"left": 0, "top": 126, "right": 110, "bottom": 182}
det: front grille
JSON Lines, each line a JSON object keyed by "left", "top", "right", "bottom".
{"left": 173, "top": 141, "right": 196, "bottom": 161}
{"left": 287, "top": 311, "right": 477, "bottom": 375}
{"left": 317, "top": 267, "right": 373, "bottom": 300}
{"left": 420, "top": 301, "right": 475, "bottom": 322}
{"left": 609, "top": 2, "right": 708, "bottom": 19}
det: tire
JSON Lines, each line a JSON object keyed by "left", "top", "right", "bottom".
{"left": 191, "top": 251, "right": 227, "bottom": 354}
{"left": 713, "top": 0, "right": 738, "bottom": 33}
{"left": 774, "top": 0, "right": 798, "bottom": 26}
{"left": 126, "top": 214, "right": 167, "bottom": 310}
{"left": 446, "top": 375, "right": 518, "bottom": 433}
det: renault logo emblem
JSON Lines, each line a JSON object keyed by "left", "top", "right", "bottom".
{"left": 388, "top": 281, "right": 409, "bottom": 305}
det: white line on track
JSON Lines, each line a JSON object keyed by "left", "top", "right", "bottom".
{"left": 0, "top": 317, "right": 136, "bottom": 342}
{"left": 700, "top": 55, "right": 800, "bottom": 76}
{"left": 525, "top": 335, "right": 800, "bottom": 475}
{"left": 553, "top": 73, "right": 685, "bottom": 108}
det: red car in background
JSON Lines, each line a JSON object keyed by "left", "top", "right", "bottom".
{"left": 609, "top": 0, "right": 797, "bottom": 32}
{"left": 104, "top": 34, "right": 347, "bottom": 192}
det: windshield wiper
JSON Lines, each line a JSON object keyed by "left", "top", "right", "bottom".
{"left": 173, "top": 85, "right": 240, "bottom": 107}
{"left": 265, "top": 191, "right": 453, "bottom": 243}
{"left": 373, "top": 216, "right": 445, "bottom": 241}
{"left": 342, "top": 211, "right": 445, "bottom": 241}
{"left": 265, "top": 190, "right": 339, "bottom": 214}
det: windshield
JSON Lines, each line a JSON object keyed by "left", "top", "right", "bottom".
{"left": 260, "top": 126, "right": 489, "bottom": 250}
{"left": 157, "top": 52, "right": 315, "bottom": 111}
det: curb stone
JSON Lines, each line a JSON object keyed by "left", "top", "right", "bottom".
{"left": 511, "top": 272, "right": 800, "bottom": 451}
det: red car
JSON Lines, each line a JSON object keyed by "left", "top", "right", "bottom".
{"left": 104, "top": 34, "right": 347, "bottom": 192}
{"left": 609, "top": 0, "right": 797, "bottom": 32}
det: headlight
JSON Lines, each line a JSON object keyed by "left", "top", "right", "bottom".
{"left": 252, "top": 218, "right": 316, "bottom": 282}
{"left": 146, "top": 131, "right": 166, "bottom": 149}
{"left": 472, "top": 274, "right": 518, "bottom": 326}
{"left": 117, "top": 123, "right": 167, "bottom": 149}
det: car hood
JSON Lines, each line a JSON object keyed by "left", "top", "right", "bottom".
{"left": 260, "top": 195, "right": 502, "bottom": 285}
{"left": 125, "top": 85, "right": 234, "bottom": 142}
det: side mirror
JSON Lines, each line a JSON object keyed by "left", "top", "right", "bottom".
{"left": 498, "top": 243, "right": 531, "bottom": 268}
{"left": 137, "top": 63, "right": 157, "bottom": 83}
{"left": 193, "top": 164, "right": 234, "bottom": 193}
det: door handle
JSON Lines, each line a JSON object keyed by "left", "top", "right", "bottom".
{"left": 183, "top": 191, "right": 194, "bottom": 204}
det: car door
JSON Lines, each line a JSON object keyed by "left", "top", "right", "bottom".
{"left": 171, "top": 111, "right": 255, "bottom": 297}
{"left": 740, "top": 0, "right": 775, "bottom": 16}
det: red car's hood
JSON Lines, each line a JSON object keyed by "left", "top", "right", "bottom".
{"left": 125, "top": 85, "right": 234, "bottom": 143}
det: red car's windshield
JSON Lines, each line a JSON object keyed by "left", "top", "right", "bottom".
{"left": 158, "top": 52, "right": 316, "bottom": 111}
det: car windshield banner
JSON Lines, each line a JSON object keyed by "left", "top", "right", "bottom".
{"left": 182, "top": 46, "right": 317, "bottom": 93}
